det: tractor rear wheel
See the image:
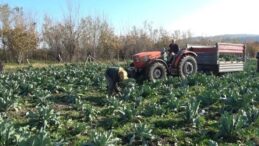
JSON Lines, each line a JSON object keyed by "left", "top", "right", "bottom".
{"left": 178, "top": 55, "right": 197, "bottom": 78}
{"left": 148, "top": 62, "right": 167, "bottom": 81}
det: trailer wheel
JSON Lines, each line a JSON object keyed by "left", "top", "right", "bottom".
{"left": 178, "top": 55, "right": 197, "bottom": 78}
{"left": 148, "top": 62, "right": 167, "bottom": 81}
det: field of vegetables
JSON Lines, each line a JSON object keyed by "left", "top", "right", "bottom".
{"left": 0, "top": 60, "right": 259, "bottom": 146}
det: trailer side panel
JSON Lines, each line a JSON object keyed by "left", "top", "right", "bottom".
{"left": 218, "top": 62, "right": 244, "bottom": 72}
{"left": 188, "top": 45, "right": 218, "bottom": 65}
{"left": 188, "top": 43, "right": 246, "bottom": 73}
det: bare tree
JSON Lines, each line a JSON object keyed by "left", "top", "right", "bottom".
{"left": 42, "top": 16, "right": 60, "bottom": 61}
{"left": 0, "top": 4, "right": 38, "bottom": 64}
{"left": 79, "top": 16, "right": 101, "bottom": 59}
{"left": 62, "top": 0, "right": 80, "bottom": 61}
{"left": 42, "top": 1, "right": 81, "bottom": 62}
{"left": 98, "top": 22, "right": 121, "bottom": 59}
{"left": 0, "top": 4, "right": 11, "bottom": 61}
{"left": 154, "top": 27, "right": 171, "bottom": 49}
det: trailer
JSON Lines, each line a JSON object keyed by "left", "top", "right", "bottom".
{"left": 187, "top": 43, "right": 246, "bottom": 73}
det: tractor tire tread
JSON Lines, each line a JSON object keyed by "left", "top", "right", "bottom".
{"left": 148, "top": 62, "right": 167, "bottom": 81}
{"left": 178, "top": 55, "right": 197, "bottom": 78}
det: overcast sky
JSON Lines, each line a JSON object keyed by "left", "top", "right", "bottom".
{"left": 2, "top": 0, "right": 259, "bottom": 36}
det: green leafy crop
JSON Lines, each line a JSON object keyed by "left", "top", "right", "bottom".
{"left": 0, "top": 60, "right": 258, "bottom": 145}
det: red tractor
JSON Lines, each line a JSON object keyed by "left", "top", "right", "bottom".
{"left": 128, "top": 43, "right": 246, "bottom": 81}
{"left": 129, "top": 48, "right": 198, "bottom": 81}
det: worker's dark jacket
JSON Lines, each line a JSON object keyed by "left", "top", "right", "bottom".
{"left": 105, "top": 67, "right": 120, "bottom": 82}
{"left": 169, "top": 43, "right": 179, "bottom": 54}
{"left": 105, "top": 67, "right": 122, "bottom": 95}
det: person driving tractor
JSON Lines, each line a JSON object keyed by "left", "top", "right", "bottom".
{"left": 168, "top": 39, "right": 179, "bottom": 62}
{"left": 105, "top": 67, "right": 128, "bottom": 96}
{"left": 169, "top": 39, "right": 179, "bottom": 54}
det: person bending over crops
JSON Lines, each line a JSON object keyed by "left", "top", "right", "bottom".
{"left": 105, "top": 67, "right": 128, "bottom": 96}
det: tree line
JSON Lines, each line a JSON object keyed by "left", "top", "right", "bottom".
{"left": 0, "top": 4, "right": 258, "bottom": 64}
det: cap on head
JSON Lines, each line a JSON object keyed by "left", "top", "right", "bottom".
{"left": 118, "top": 67, "right": 128, "bottom": 80}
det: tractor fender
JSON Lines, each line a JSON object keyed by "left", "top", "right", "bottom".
{"left": 147, "top": 59, "right": 168, "bottom": 71}
{"left": 174, "top": 51, "right": 197, "bottom": 66}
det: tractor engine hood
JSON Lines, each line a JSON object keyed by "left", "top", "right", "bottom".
{"left": 132, "top": 51, "right": 161, "bottom": 68}
{"left": 133, "top": 51, "right": 161, "bottom": 62}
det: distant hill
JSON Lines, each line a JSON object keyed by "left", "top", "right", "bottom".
{"left": 193, "top": 34, "right": 259, "bottom": 43}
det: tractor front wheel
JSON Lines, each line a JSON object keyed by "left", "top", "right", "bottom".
{"left": 148, "top": 62, "right": 167, "bottom": 81}
{"left": 178, "top": 55, "right": 197, "bottom": 78}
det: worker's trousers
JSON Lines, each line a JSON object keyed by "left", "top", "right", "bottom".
{"left": 105, "top": 74, "right": 120, "bottom": 96}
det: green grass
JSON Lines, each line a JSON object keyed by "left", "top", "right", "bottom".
{"left": 3, "top": 59, "right": 130, "bottom": 72}
{"left": 4, "top": 61, "right": 63, "bottom": 72}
